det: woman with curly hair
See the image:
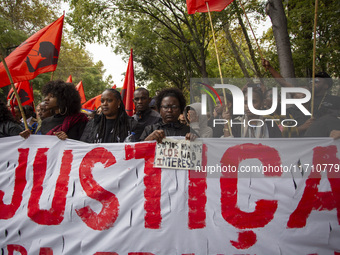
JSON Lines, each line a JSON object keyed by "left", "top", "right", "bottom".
{"left": 80, "top": 88, "right": 136, "bottom": 143}
{"left": 0, "top": 99, "right": 30, "bottom": 138}
{"left": 140, "top": 87, "right": 197, "bottom": 142}
{"left": 40, "top": 80, "right": 88, "bottom": 140}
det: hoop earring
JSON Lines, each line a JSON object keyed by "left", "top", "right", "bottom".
{"left": 60, "top": 107, "right": 67, "bottom": 115}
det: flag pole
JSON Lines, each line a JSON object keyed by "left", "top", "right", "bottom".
{"left": 205, "top": 2, "right": 232, "bottom": 136}
{"left": 311, "top": 0, "right": 319, "bottom": 118}
{"left": 206, "top": 2, "right": 223, "bottom": 82}
{"left": 29, "top": 80, "right": 37, "bottom": 112}
{"left": 0, "top": 51, "right": 29, "bottom": 130}
{"left": 238, "top": 0, "right": 264, "bottom": 60}
{"left": 50, "top": 71, "right": 54, "bottom": 81}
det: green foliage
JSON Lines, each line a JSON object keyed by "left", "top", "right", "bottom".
{"left": 30, "top": 40, "right": 111, "bottom": 105}
{"left": 0, "top": 17, "right": 27, "bottom": 53}
{"left": 286, "top": 0, "right": 339, "bottom": 77}
{"left": 0, "top": 0, "right": 111, "bottom": 105}
{"left": 1, "top": 0, "right": 339, "bottom": 105}
{"left": 66, "top": 0, "right": 272, "bottom": 93}
{"left": 0, "top": 0, "right": 61, "bottom": 32}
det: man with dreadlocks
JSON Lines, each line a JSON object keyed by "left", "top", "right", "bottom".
{"left": 80, "top": 88, "right": 136, "bottom": 143}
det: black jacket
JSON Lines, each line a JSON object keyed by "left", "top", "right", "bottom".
{"left": 0, "top": 121, "right": 24, "bottom": 138}
{"left": 80, "top": 113, "right": 137, "bottom": 143}
{"left": 132, "top": 109, "right": 161, "bottom": 141}
{"left": 140, "top": 121, "right": 191, "bottom": 141}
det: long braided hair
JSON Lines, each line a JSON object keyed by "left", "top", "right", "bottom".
{"left": 94, "top": 88, "right": 131, "bottom": 143}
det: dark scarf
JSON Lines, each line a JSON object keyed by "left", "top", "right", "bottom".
{"left": 46, "top": 112, "right": 88, "bottom": 135}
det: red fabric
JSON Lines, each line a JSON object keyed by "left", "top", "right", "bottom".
{"left": 186, "top": 0, "right": 234, "bottom": 14}
{"left": 66, "top": 75, "right": 72, "bottom": 83}
{"left": 46, "top": 112, "right": 88, "bottom": 135}
{"left": 0, "top": 15, "right": 64, "bottom": 88}
{"left": 82, "top": 94, "right": 101, "bottom": 110}
{"left": 76, "top": 81, "right": 86, "bottom": 104}
{"left": 7, "top": 80, "right": 34, "bottom": 107}
{"left": 121, "top": 49, "right": 135, "bottom": 116}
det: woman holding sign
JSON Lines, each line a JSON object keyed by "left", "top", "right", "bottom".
{"left": 140, "top": 88, "right": 197, "bottom": 142}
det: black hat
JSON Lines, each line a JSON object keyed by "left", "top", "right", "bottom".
{"left": 315, "top": 72, "right": 333, "bottom": 89}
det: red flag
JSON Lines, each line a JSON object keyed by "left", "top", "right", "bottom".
{"left": 82, "top": 95, "right": 101, "bottom": 111}
{"left": 120, "top": 49, "right": 135, "bottom": 116}
{"left": 76, "top": 80, "right": 86, "bottom": 104}
{"left": 66, "top": 75, "right": 72, "bottom": 83}
{"left": 0, "top": 15, "right": 64, "bottom": 88}
{"left": 7, "top": 81, "right": 34, "bottom": 106}
{"left": 186, "top": 0, "right": 234, "bottom": 14}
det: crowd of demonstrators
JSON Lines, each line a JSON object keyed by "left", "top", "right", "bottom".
{"left": 80, "top": 88, "right": 136, "bottom": 143}
{"left": 132, "top": 87, "right": 161, "bottom": 141}
{"left": 1, "top": 66, "right": 339, "bottom": 142}
{"left": 222, "top": 86, "right": 282, "bottom": 138}
{"left": 140, "top": 87, "right": 197, "bottom": 143}
{"left": 262, "top": 59, "right": 340, "bottom": 139}
{"left": 184, "top": 102, "right": 212, "bottom": 138}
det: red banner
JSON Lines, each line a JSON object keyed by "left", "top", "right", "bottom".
{"left": 76, "top": 81, "right": 86, "bottom": 104}
{"left": 7, "top": 81, "right": 34, "bottom": 106}
{"left": 121, "top": 49, "right": 135, "bottom": 116}
{"left": 66, "top": 75, "right": 72, "bottom": 83}
{"left": 0, "top": 15, "right": 64, "bottom": 88}
{"left": 82, "top": 94, "right": 101, "bottom": 110}
{"left": 186, "top": 0, "right": 234, "bottom": 14}
{"left": 0, "top": 136, "right": 339, "bottom": 254}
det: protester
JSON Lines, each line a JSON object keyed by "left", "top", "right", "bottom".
{"left": 149, "top": 96, "right": 158, "bottom": 111}
{"left": 140, "top": 87, "right": 196, "bottom": 142}
{"left": 223, "top": 86, "right": 282, "bottom": 138}
{"left": 311, "top": 72, "right": 340, "bottom": 118}
{"left": 80, "top": 88, "right": 136, "bottom": 143}
{"left": 207, "top": 93, "right": 233, "bottom": 137}
{"left": 184, "top": 102, "right": 212, "bottom": 138}
{"left": 40, "top": 80, "right": 88, "bottom": 140}
{"left": 178, "top": 114, "right": 187, "bottom": 125}
{"left": 23, "top": 105, "right": 38, "bottom": 133}
{"left": 262, "top": 59, "right": 340, "bottom": 120}
{"left": 304, "top": 112, "right": 340, "bottom": 138}
{"left": 0, "top": 99, "right": 30, "bottom": 139}
{"left": 132, "top": 88, "right": 161, "bottom": 141}
{"left": 38, "top": 101, "right": 53, "bottom": 120}
{"left": 13, "top": 106, "right": 22, "bottom": 124}
{"left": 263, "top": 88, "right": 300, "bottom": 137}
{"left": 83, "top": 110, "right": 95, "bottom": 120}
{"left": 285, "top": 88, "right": 313, "bottom": 137}
{"left": 35, "top": 101, "right": 53, "bottom": 134}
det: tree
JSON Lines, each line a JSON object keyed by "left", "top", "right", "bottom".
{"left": 287, "top": 0, "right": 340, "bottom": 77}
{"left": 68, "top": 0, "right": 217, "bottom": 91}
{"left": 266, "top": 0, "right": 295, "bottom": 78}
